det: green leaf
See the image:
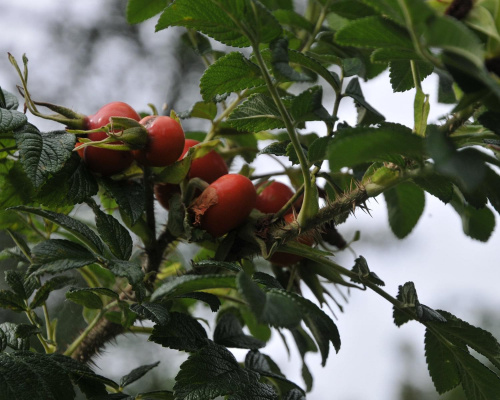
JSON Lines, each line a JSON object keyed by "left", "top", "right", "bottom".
{"left": 14, "top": 130, "right": 75, "bottom": 188}
{"left": 427, "top": 126, "right": 487, "bottom": 193}
{"left": 0, "top": 108, "right": 27, "bottom": 133}
{"left": 214, "top": 312, "right": 265, "bottom": 349}
{"left": 272, "top": 10, "right": 314, "bottom": 32}
{"left": 308, "top": 136, "right": 332, "bottom": 164}
{"left": 149, "top": 312, "right": 209, "bottom": 352}
{"left": 259, "top": 140, "right": 290, "bottom": 157}
{"left": 226, "top": 94, "right": 284, "bottom": 132}
{"left": 271, "top": 38, "right": 313, "bottom": 82}
{"left": 344, "top": 78, "right": 385, "bottom": 125}
{"left": 30, "top": 276, "right": 74, "bottom": 309}
{"left": 389, "top": 60, "right": 434, "bottom": 93}
{"left": 11, "top": 206, "right": 105, "bottom": 254}
{"left": 5, "top": 270, "right": 30, "bottom": 299}
{"left": 0, "top": 322, "right": 30, "bottom": 350}
{"left": 413, "top": 174, "right": 454, "bottom": 204}
{"left": 428, "top": 310, "right": 500, "bottom": 371}
{"left": 290, "top": 86, "right": 333, "bottom": 124}
{"left": 237, "top": 271, "right": 301, "bottom": 329}
{"left": 136, "top": 391, "right": 175, "bottom": 400}
{"left": 100, "top": 179, "right": 145, "bottom": 226}
{"left": 424, "top": 14, "right": 484, "bottom": 68}
{"left": 180, "top": 31, "right": 213, "bottom": 56}
{"left": 151, "top": 274, "right": 237, "bottom": 301}
{"left": 290, "top": 51, "right": 341, "bottom": 92}
{"left": 451, "top": 195, "right": 495, "bottom": 242}
{"left": 31, "top": 239, "right": 98, "bottom": 275}
{"left": 178, "top": 101, "right": 218, "bottom": 121}
{"left": 200, "top": 52, "right": 265, "bottom": 102}
{"left": 383, "top": 182, "right": 425, "bottom": 238}
{"left": 173, "top": 341, "right": 276, "bottom": 400}
{"left": 66, "top": 288, "right": 104, "bottom": 309}
{"left": 478, "top": 111, "right": 500, "bottom": 136}
{"left": 130, "top": 302, "right": 170, "bottom": 325}
{"left": 126, "top": 0, "right": 168, "bottom": 24}
{"left": 192, "top": 259, "right": 242, "bottom": 273}
{"left": 156, "top": 0, "right": 282, "bottom": 47}
{"left": 175, "top": 292, "right": 221, "bottom": 312}
{"left": 92, "top": 206, "right": 133, "bottom": 260}
{"left": 120, "top": 361, "right": 160, "bottom": 388}
{"left": 0, "top": 290, "right": 26, "bottom": 312}
{"left": 455, "top": 348, "right": 500, "bottom": 400}
{"left": 0, "top": 160, "right": 34, "bottom": 210}
{"left": 328, "top": 124, "right": 423, "bottom": 171}
{"left": 335, "top": 16, "right": 413, "bottom": 49}
{"left": 424, "top": 328, "right": 462, "bottom": 394}
{"left": 36, "top": 156, "right": 98, "bottom": 206}
{"left": 105, "top": 260, "right": 144, "bottom": 285}
{"left": 350, "top": 255, "right": 385, "bottom": 286}
{"left": 0, "top": 88, "right": 20, "bottom": 110}
{"left": 0, "top": 352, "right": 109, "bottom": 399}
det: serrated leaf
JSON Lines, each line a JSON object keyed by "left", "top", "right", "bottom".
{"left": 308, "top": 136, "right": 332, "bottom": 164}
{"left": 149, "top": 312, "right": 209, "bottom": 352}
{"left": 38, "top": 156, "right": 98, "bottom": 206}
{"left": 178, "top": 101, "right": 218, "bottom": 120}
{"left": 259, "top": 140, "right": 290, "bottom": 157}
{"left": 237, "top": 271, "right": 301, "bottom": 329}
{"left": 200, "top": 52, "right": 265, "bottom": 102}
{"left": 173, "top": 341, "right": 276, "bottom": 400}
{"left": 30, "top": 276, "right": 74, "bottom": 309}
{"left": 105, "top": 260, "right": 144, "bottom": 285}
{"left": 100, "top": 179, "right": 145, "bottom": 226}
{"left": 92, "top": 206, "right": 133, "bottom": 260}
{"left": 130, "top": 302, "right": 170, "bottom": 325}
{"left": 192, "top": 259, "right": 242, "bottom": 272}
{"left": 152, "top": 274, "right": 237, "bottom": 301}
{"left": 14, "top": 130, "right": 75, "bottom": 188}
{"left": 290, "top": 86, "right": 333, "bottom": 124}
{"left": 5, "top": 270, "right": 29, "bottom": 299}
{"left": 384, "top": 182, "right": 425, "bottom": 238}
{"left": 252, "top": 272, "right": 283, "bottom": 290}
{"left": 389, "top": 60, "right": 434, "bottom": 93}
{"left": 175, "top": 292, "right": 221, "bottom": 312}
{"left": 120, "top": 361, "right": 160, "bottom": 388}
{"left": 272, "top": 9, "right": 314, "bottom": 32}
{"left": 227, "top": 93, "right": 284, "bottom": 132}
{"left": 11, "top": 206, "right": 105, "bottom": 254}
{"left": 66, "top": 288, "right": 103, "bottom": 309}
{"left": 0, "top": 160, "right": 34, "bottom": 210}
{"left": 289, "top": 50, "right": 341, "bottom": 92}
{"left": 344, "top": 78, "right": 385, "bottom": 125}
{"left": 328, "top": 124, "right": 423, "bottom": 171}
{"left": 0, "top": 108, "right": 27, "bottom": 133}
{"left": 0, "top": 289, "right": 26, "bottom": 312}
{"left": 156, "top": 0, "right": 282, "bottom": 47}
{"left": 271, "top": 38, "right": 313, "bottom": 82}
{"left": 31, "top": 239, "right": 98, "bottom": 275}
{"left": 393, "top": 282, "right": 418, "bottom": 327}
{"left": 214, "top": 312, "right": 265, "bottom": 349}
{"left": 413, "top": 173, "right": 454, "bottom": 204}
{"left": 0, "top": 322, "right": 30, "bottom": 350}
{"left": 454, "top": 347, "right": 500, "bottom": 400}
{"left": 0, "top": 88, "right": 20, "bottom": 110}
{"left": 335, "top": 16, "right": 413, "bottom": 49}
{"left": 424, "top": 328, "right": 462, "bottom": 394}
{"left": 14, "top": 323, "right": 40, "bottom": 339}
{"left": 126, "top": 0, "right": 168, "bottom": 24}
{"left": 350, "top": 255, "right": 385, "bottom": 286}
{"left": 429, "top": 310, "right": 500, "bottom": 371}
{"left": 0, "top": 352, "right": 110, "bottom": 399}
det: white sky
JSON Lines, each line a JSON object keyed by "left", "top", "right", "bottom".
{"left": 1, "top": 2, "right": 499, "bottom": 400}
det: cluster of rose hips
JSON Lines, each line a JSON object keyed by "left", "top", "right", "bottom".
{"left": 76, "top": 102, "right": 314, "bottom": 265}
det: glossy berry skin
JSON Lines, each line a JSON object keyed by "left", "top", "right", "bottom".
{"left": 83, "top": 131, "right": 134, "bottom": 176}
{"left": 154, "top": 183, "right": 181, "bottom": 210}
{"left": 154, "top": 139, "right": 228, "bottom": 210}
{"left": 255, "top": 181, "right": 295, "bottom": 214}
{"left": 133, "top": 116, "right": 185, "bottom": 167}
{"left": 270, "top": 213, "right": 314, "bottom": 266}
{"left": 84, "top": 101, "right": 141, "bottom": 131}
{"left": 184, "top": 139, "right": 228, "bottom": 183}
{"left": 81, "top": 102, "right": 140, "bottom": 176}
{"left": 191, "top": 174, "right": 257, "bottom": 237}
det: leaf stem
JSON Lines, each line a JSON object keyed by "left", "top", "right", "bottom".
{"left": 63, "top": 301, "right": 117, "bottom": 357}
{"left": 251, "top": 40, "right": 318, "bottom": 226}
